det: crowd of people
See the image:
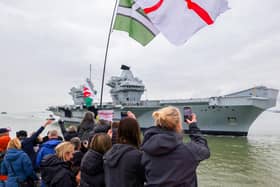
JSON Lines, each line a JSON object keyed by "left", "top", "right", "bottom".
{"left": 0, "top": 106, "right": 210, "bottom": 187}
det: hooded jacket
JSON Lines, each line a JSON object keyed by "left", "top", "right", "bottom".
{"left": 141, "top": 123, "right": 210, "bottom": 187}
{"left": 0, "top": 148, "right": 37, "bottom": 187}
{"left": 35, "top": 139, "right": 61, "bottom": 168}
{"left": 103, "top": 144, "right": 145, "bottom": 187}
{"left": 80, "top": 150, "right": 105, "bottom": 187}
{"left": 40, "top": 154, "right": 76, "bottom": 187}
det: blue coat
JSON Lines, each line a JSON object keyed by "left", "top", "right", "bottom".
{"left": 36, "top": 139, "right": 61, "bottom": 168}
{"left": 0, "top": 149, "right": 37, "bottom": 187}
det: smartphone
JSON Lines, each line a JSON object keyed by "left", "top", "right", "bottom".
{"left": 183, "top": 106, "right": 192, "bottom": 121}
{"left": 120, "top": 111, "right": 128, "bottom": 119}
{"left": 46, "top": 117, "right": 56, "bottom": 121}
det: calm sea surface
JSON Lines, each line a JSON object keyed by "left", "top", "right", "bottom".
{"left": 1, "top": 111, "right": 280, "bottom": 186}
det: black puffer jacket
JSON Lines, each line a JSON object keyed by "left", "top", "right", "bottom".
{"left": 80, "top": 150, "right": 105, "bottom": 187}
{"left": 88, "top": 124, "right": 111, "bottom": 143}
{"left": 40, "top": 154, "right": 77, "bottom": 187}
{"left": 103, "top": 144, "right": 145, "bottom": 187}
{"left": 78, "top": 121, "right": 95, "bottom": 141}
{"left": 58, "top": 122, "right": 78, "bottom": 141}
{"left": 141, "top": 123, "right": 210, "bottom": 187}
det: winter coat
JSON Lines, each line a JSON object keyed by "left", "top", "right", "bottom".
{"left": 80, "top": 150, "right": 105, "bottom": 187}
{"left": 40, "top": 154, "right": 76, "bottom": 187}
{"left": 103, "top": 144, "right": 145, "bottom": 187}
{"left": 78, "top": 121, "right": 95, "bottom": 141}
{"left": 21, "top": 126, "right": 45, "bottom": 168}
{"left": 0, "top": 149, "right": 37, "bottom": 187}
{"left": 93, "top": 124, "right": 110, "bottom": 134}
{"left": 88, "top": 124, "right": 111, "bottom": 143}
{"left": 141, "top": 123, "right": 210, "bottom": 187}
{"left": 59, "top": 122, "right": 78, "bottom": 141}
{"left": 72, "top": 151, "right": 84, "bottom": 176}
{"left": 35, "top": 139, "right": 61, "bottom": 168}
{"left": 0, "top": 135, "right": 10, "bottom": 182}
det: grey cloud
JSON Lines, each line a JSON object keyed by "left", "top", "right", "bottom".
{"left": 0, "top": 0, "right": 279, "bottom": 112}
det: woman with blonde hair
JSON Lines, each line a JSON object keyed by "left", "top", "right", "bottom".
{"left": 141, "top": 106, "right": 210, "bottom": 187}
{"left": 40, "top": 142, "right": 77, "bottom": 187}
{"left": 1, "top": 138, "right": 37, "bottom": 187}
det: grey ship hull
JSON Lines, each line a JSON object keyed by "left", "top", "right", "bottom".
{"left": 49, "top": 87, "right": 279, "bottom": 136}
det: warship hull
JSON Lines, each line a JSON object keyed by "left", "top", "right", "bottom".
{"left": 49, "top": 87, "right": 279, "bottom": 136}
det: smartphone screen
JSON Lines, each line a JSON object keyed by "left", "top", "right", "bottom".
{"left": 183, "top": 107, "right": 192, "bottom": 121}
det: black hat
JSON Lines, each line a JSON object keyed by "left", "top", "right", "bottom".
{"left": 16, "top": 130, "right": 28, "bottom": 138}
{"left": 0, "top": 128, "right": 10, "bottom": 134}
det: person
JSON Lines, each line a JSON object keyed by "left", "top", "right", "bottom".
{"left": 58, "top": 120, "right": 78, "bottom": 141}
{"left": 88, "top": 119, "right": 111, "bottom": 144}
{"left": 80, "top": 133, "right": 112, "bottom": 187}
{"left": 141, "top": 106, "right": 210, "bottom": 187}
{"left": 0, "top": 128, "right": 11, "bottom": 185}
{"left": 103, "top": 117, "right": 145, "bottom": 187}
{"left": 80, "top": 140, "right": 89, "bottom": 154}
{"left": 0, "top": 138, "right": 37, "bottom": 187}
{"left": 77, "top": 111, "right": 96, "bottom": 141}
{"left": 16, "top": 119, "right": 53, "bottom": 168}
{"left": 40, "top": 142, "right": 77, "bottom": 187}
{"left": 41, "top": 131, "right": 63, "bottom": 143}
{"left": 70, "top": 137, "right": 84, "bottom": 183}
{"left": 35, "top": 130, "right": 62, "bottom": 169}
{"left": 110, "top": 121, "right": 119, "bottom": 145}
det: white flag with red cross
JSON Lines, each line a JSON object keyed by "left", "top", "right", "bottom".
{"left": 135, "top": 0, "right": 229, "bottom": 45}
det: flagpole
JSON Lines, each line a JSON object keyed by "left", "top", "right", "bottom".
{"left": 100, "top": 0, "right": 119, "bottom": 108}
{"left": 89, "top": 64, "right": 92, "bottom": 81}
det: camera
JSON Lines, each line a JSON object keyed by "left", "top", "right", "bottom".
{"left": 183, "top": 106, "right": 192, "bottom": 121}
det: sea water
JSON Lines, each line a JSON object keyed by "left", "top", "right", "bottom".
{"left": 1, "top": 111, "right": 280, "bottom": 186}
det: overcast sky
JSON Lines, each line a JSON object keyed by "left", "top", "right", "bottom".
{"left": 0, "top": 0, "right": 279, "bottom": 113}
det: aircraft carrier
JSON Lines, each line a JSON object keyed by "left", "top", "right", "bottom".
{"left": 48, "top": 65, "right": 278, "bottom": 136}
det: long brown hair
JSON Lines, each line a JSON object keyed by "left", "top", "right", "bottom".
{"left": 118, "top": 118, "right": 141, "bottom": 149}
{"left": 80, "top": 111, "right": 95, "bottom": 125}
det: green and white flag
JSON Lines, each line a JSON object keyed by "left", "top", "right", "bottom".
{"left": 113, "top": 0, "right": 159, "bottom": 46}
